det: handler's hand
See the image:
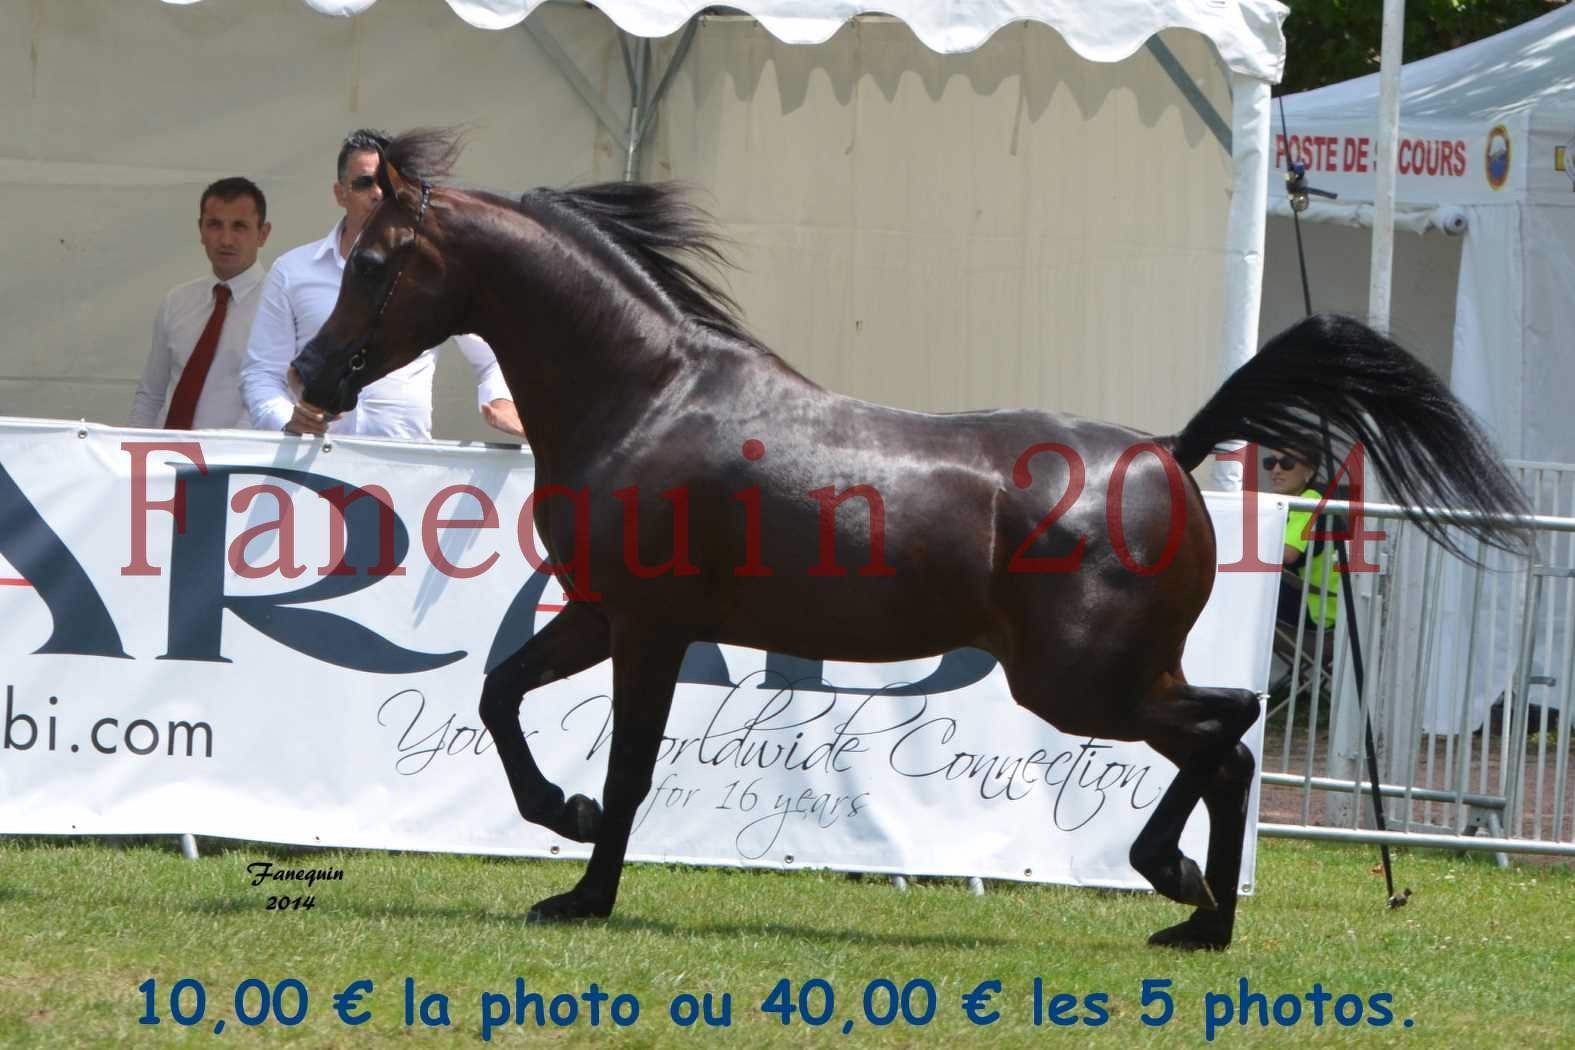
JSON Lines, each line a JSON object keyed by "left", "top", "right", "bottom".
{"left": 284, "top": 400, "right": 337, "bottom": 436}
{"left": 482, "top": 398, "right": 526, "bottom": 438}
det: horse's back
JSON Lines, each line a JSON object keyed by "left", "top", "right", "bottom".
{"left": 568, "top": 357, "right": 1217, "bottom": 694}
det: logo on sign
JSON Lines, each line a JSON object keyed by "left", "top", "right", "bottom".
{"left": 1556, "top": 133, "right": 1575, "bottom": 191}
{"left": 1486, "top": 125, "right": 1511, "bottom": 190}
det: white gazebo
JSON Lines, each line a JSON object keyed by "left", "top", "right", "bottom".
{"left": 1265, "top": 3, "right": 1575, "bottom": 466}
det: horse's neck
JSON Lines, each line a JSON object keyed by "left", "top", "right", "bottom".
{"left": 460, "top": 201, "right": 684, "bottom": 472}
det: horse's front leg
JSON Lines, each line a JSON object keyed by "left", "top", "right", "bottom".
{"left": 529, "top": 628, "right": 686, "bottom": 922}
{"left": 480, "top": 601, "right": 610, "bottom": 843}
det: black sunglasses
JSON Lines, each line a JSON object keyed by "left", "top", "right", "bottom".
{"left": 1262, "top": 455, "right": 1302, "bottom": 471}
{"left": 345, "top": 174, "right": 378, "bottom": 192}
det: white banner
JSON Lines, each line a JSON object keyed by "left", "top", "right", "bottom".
{"left": 1270, "top": 117, "right": 1527, "bottom": 206}
{"left": 0, "top": 421, "right": 1280, "bottom": 893}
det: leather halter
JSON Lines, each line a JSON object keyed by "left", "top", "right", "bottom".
{"left": 345, "top": 180, "right": 432, "bottom": 378}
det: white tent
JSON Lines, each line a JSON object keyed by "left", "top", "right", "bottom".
{"left": 216, "top": 0, "right": 1286, "bottom": 66}
{"left": 1262, "top": 5, "right": 1575, "bottom": 751}
{"left": 1265, "top": 3, "right": 1575, "bottom": 466}
{"left": 2, "top": 0, "right": 1285, "bottom": 477}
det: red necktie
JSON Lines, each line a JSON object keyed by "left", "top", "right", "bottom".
{"left": 164, "top": 283, "right": 232, "bottom": 430}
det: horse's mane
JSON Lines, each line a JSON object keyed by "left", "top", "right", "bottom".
{"left": 522, "top": 182, "right": 761, "bottom": 350}
{"left": 383, "top": 127, "right": 465, "bottom": 183}
{"left": 381, "top": 127, "right": 758, "bottom": 349}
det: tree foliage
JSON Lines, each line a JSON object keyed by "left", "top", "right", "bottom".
{"left": 1279, "top": 0, "right": 1569, "bottom": 94}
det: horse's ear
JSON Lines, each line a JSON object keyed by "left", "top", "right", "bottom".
{"left": 380, "top": 158, "right": 422, "bottom": 215}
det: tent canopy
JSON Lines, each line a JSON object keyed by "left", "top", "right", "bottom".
{"left": 1280, "top": 4, "right": 1574, "bottom": 124}
{"left": 1272, "top": 2, "right": 1575, "bottom": 214}
{"left": 169, "top": 0, "right": 1287, "bottom": 78}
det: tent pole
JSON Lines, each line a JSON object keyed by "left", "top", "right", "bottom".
{"left": 635, "top": 21, "right": 699, "bottom": 149}
{"left": 1213, "top": 74, "right": 1272, "bottom": 493}
{"left": 525, "top": 16, "right": 697, "bottom": 185}
{"left": 623, "top": 36, "right": 651, "bottom": 181}
{"left": 523, "top": 19, "right": 629, "bottom": 143}
{"left": 1368, "top": 0, "right": 1406, "bottom": 334}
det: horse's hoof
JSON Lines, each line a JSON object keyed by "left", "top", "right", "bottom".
{"left": 559, "top": 794, "right": 602, "bottom": 843}
{"left": 527, "top": 889, "right": 612, "bottom": 924}
{"left": 1176, "top": 859, "right": 1218, "bottom": 911}
{"left": 1138, "top": 854, "right": 1218, "bottom": 911}
{"left": 1148, "top": 915, "right": 1231, "bottom": 951}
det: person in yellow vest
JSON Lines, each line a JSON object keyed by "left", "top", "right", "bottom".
{"left": 1264, "top": 448, "right": 1339, "bottom": 630}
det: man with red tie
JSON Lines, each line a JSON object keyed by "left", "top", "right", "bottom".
{"left": 130, "top": 177, "right": 271, "bottom": 430}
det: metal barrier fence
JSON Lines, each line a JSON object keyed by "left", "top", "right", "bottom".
{"left": 1257, "top": 461, "right": 1575, "bottom": 861}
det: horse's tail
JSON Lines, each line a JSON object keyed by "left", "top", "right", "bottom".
{"left": 1169, "top": 312, "right": 1531, "bottom": 559}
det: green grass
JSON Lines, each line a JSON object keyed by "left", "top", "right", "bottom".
{"left": 2, "top": 838, "right": 1572, "bottom": 1047}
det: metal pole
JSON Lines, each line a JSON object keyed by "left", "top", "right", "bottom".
{"left": 1368, "top": 0, "right": 1406, "bottom": 333}
{"left": 623, "top": 36, "right": 650, "bottom": 182}
{"left": 636, "top": 21, "right": 698, "bottom": 147}
{"left": 1259, "top": 823, "right": 1575, "bottom": 858}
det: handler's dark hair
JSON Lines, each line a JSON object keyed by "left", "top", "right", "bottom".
{"left": 337, "top": 128, "right": 391, "bottom": 181}
{"left": 199, "top": 177, "right": 268, "bottom": 225}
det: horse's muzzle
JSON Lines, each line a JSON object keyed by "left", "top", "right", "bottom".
{"left": 293, "top": 336, "right": 364, "bottom": 415}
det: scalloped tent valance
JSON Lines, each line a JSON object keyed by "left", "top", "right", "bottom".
{"left": 162, "top": 0, "right": 1286, "bottom": 81}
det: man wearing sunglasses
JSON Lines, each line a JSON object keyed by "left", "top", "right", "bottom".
{"left": 1264, "top": 449, "right": 1339, "bottom": 629}
{"left": 240, "top": 129, "right": 524, "bottom": 440}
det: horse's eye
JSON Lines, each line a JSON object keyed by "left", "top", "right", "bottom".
{"left": 354, "top": 252, "right": 385, "bottom": 277}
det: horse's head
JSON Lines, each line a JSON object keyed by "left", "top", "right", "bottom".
{"left": 292, "top": 148, "right": 461, "bottom": 415}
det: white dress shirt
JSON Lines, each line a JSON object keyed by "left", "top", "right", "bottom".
{"left": 131, "top": 263, "right": 264, "bottom": 429}
{"left": 241, "top": 220, "right": 510, "bottom": 440}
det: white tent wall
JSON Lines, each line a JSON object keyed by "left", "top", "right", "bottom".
{"left": 0, "top": 0, "right": 1256, "bottom": 449}
{"left": 1259, "top": 216, "right": 1461, "bottom": 384}
{"left": 646, "top": 19, "right": 1236, "bottom": 433}
{"left": 1524, "top": 192, "right": 1575, "bottom": 467}
{"left": 0, "top": 0, "right": 609, "bottom": 441}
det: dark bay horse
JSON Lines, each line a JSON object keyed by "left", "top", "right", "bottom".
{"left": 293, "top": 129, "right": 1529, "bottom": 950}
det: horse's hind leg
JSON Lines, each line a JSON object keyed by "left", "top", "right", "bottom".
{"left": 530, "top": 627, "right": 687, "bottom": 922}
{"left": 1145, "top": 740, "right": 1256, "bottom": 950}
{"left": 480, "top": 601, "right": 610, "bottom": 843}
{"left": 1127, "top": 678, "right": 1261, "bottom": 951}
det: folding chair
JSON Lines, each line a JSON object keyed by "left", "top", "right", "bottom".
{"left": 1268, "top": 616, "right": 1337, "bottom": 717}
{"left": 1267, "top": 503, "right": 1346, "bottom": 719}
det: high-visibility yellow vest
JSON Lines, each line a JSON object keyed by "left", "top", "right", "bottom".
{"left": 1284, "top": 488, "right": 1340, "bottom": 628}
